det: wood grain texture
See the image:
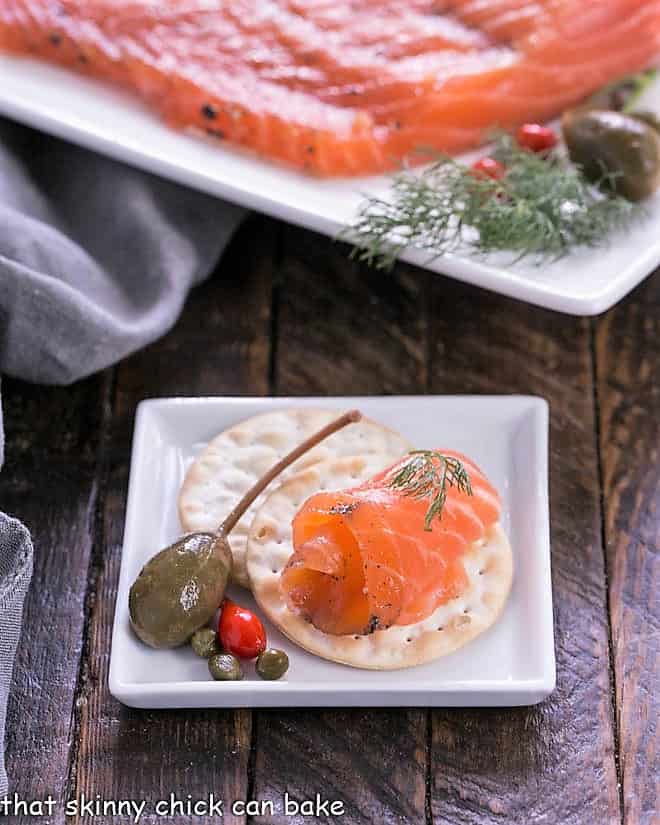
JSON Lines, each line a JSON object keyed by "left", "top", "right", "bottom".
{"left": 595, "top": 270, "right": 660, "bottom": 825}
{"left": 0, "top": 375, "right": 108, "bottom": 821}
{"left": 273, "top": 228, "right": 429, "bottom": 396}
{"left": 69, "top": 216, "right": 275, "bottom": 824}
{"left": 8, "top": 217, "right": 658, "bottom": 825}
{"left": 426, "top": 277, "right": 620, "bottom": 825}
{"left": 251, "top": 227, "right": 430, "bottom": 825}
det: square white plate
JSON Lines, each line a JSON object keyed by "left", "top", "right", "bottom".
{"left": 109, "top": 395, "right": 554, "bottom": 708}
{"left": 1, "top": 55, "right": 659, "bottom": 316}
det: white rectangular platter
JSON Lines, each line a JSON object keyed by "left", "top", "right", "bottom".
{"left": 109, "top": 395, "right": 554, "bottom": 708}
{"left": 1, "top": 55, "right": 659, "bottom": 316}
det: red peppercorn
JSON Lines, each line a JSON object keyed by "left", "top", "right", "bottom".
{"left": 471, "top": 157, "right": 505, "bottom": 180}
{"left": 516, "top": 123, "right": 558, "bottom": 153}
{"left": 218, "top": 599, "right": 267, "bottom": 659}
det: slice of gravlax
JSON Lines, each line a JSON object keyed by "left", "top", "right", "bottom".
{"left": 280, "top": 450, "right": 501, "bottom": 635}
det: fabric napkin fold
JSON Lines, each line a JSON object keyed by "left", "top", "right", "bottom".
{"left": 0, "top": 116, "right": 246, "bottom": 794}
{"left": 0, "top": 512, "right": 33, "bottom": 798}
{"left": 0, "top": 117, "right": 245, "bottom": 384}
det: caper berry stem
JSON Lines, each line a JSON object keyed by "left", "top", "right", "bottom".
{"left": 218, "top": 409, "right": 362, "bottom": 536}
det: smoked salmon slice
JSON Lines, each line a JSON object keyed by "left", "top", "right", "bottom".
{"left": 280, "top": 450, "right": 501, "bottom": 635}
{"left": 0, "top": 1, "right": 658, "bottom": 175}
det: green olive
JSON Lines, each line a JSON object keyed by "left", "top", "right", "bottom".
{"left": 129, "top": 532, "right": 232, "bottom": 649}
{"left": 562, "top": 108, "right": 660, "bottom": 201}
{"left": 209, "top": 653, "right": 243, "bottom": 681}
{"left": 256, "top": 648, "right": 289, "bottom": 680}
{"left": 191, "top": 627, "right": 221, "bottom": 659}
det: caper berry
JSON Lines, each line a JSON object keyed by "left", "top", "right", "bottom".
{"left": 562, "top": 108, "right": 660, "bottom": 201}
{"left": 256, "top": 648, "right": 289, "bottom": 680}
{"left": 208, "top": 652, "right": 243, "bottom": 681}
{"left": 191, "top": 627, "right": 220, "bottom": 659}
{"left": 129, "top": 532, "right": 232, "bottom": 649}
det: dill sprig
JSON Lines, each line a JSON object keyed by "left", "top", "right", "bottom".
{"left": 347, "top": 134, "right": 638, "bottom": 269}
{"left": 387, "top": 451, "right": 472, "bottom": 531}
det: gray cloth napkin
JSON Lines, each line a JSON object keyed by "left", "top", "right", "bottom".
{"left": 0, "top": 118, "right": 245, "bottom": 384}
{"left": 0, "top": 116, "right": 246, "bottom": 794}
{"left": 0, "top": 512, "right": 33, "bottom": 798}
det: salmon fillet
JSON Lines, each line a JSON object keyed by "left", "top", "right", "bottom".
{"left": 0, "top": 0, "right": 658, "bottom": 175}
{"left": 280, "top": 450, "right": 501, "bottom": 635}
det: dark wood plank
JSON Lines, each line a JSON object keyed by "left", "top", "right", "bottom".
{"left": 595, "top": 270, "right": 660, "bottom": 825}
{"left": 273, "top": 231, "right": 429, "bottom": 396}
{"left": 0, "top": 374, "right": 108, "bottom": 820}
{"left": 427, "top": 278, "right": 620, "bottom": 824}
{"left": 251, "top": 227, "right": 430, "bottom": 825}
{"left": 70, "top": 216, "right": 275, "bottom": 824}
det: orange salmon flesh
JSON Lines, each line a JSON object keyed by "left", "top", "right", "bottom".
{"left": 280, "top": 451, "right": 501, "bottom": 635}
{"left": 0, "top": 1, "right": 659, "bottom": 175}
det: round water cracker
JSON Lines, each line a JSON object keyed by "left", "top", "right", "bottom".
{"left": 247, "top": 457, "right": 513, "bottom": 670}
{"left": 178, "top": 408, "right": 411, "bottom": 588}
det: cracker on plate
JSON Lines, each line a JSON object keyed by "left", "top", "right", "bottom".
{"left": 178, "top": 408, "right": 411, "bottom": 588}
{"left": 246, "top": 457, "right": 513, "bottom": 670}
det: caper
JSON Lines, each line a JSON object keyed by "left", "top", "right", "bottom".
{"left": 256, "top": 648, "right": 289, "bottom": 680}
{"left": 191, "top": 627, "right": 221, "bottom": 659}
{"left": 208, "top": 653, "right": 243, "bottom": 681}
{"left": 562, "top": 108, "right": 660, "bottom": 201}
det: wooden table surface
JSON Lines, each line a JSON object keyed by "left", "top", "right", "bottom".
{"left": 1, "top": 216, "right": 658, "bottom": 825}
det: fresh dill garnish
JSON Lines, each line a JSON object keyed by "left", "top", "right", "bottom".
{"left": 347, "top": 134, "right": 638, "bottom": 269}
{"left": 387, "top": 451, "right": 472, "bottom": 532}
